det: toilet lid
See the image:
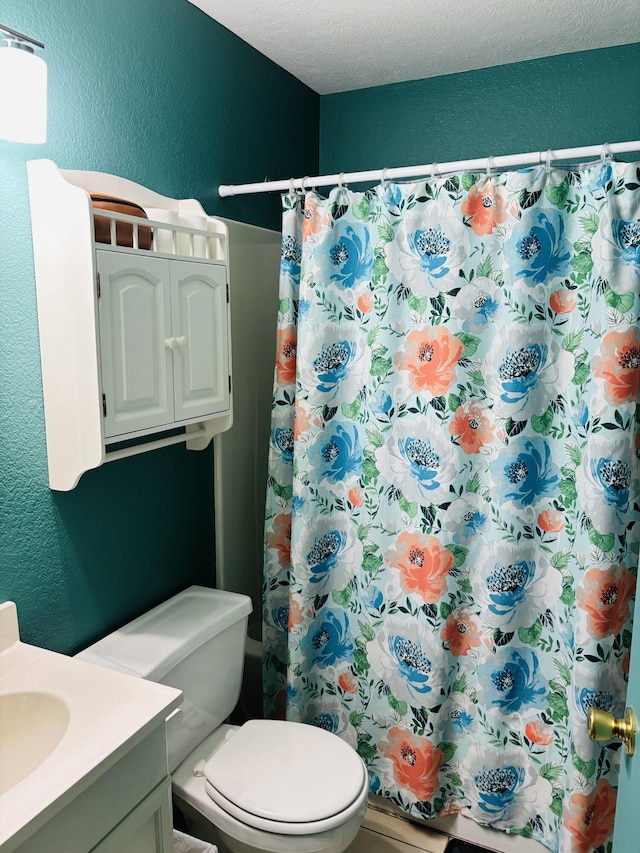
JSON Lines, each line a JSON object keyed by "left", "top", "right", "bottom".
{"left": 204, "top": 719, "right": 366, "bottom": 824}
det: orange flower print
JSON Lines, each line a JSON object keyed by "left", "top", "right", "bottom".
{"left": 549, "top": 287, "right": 577, "bottom": 314}
{"left": 440, "top": 608, "right": 483, "bottom": 656}
{"left": 537, "top": 508, "right": 565, "bottom": 533}
{"left": 577, "top": 563, "right": 636, "bottom": 639}
{"left": 394, "top": 327, "right": 463, "bottom": 397}
{"left": 266, "top": 513, "right": 291, "bottom": 568}
{"left": 592, "top": 328, "right": 640, "bottom": 405}
{"left": 338, "top": 672, "right": 358, "bottom": 693}
{"left": 562, "top": 778, "right": 617, "bottom": 853}
{"left": 386, "top": 532, "right": 453, "bottom": 603}
{"left": 302, "top": 194, "right": 330, "bottom": 241}
{"left": 438, "top": 799, "right": 465, "bottom": 818}
{"left": 294, "top": 399, "right": 318, "bottom": 440}
{"left": 288, "top": 593, "right": 305, "bottom": 628}
{"left": 381, "top": 727, "right": 443, "bottom": 801}
{"left": 275, "top": 326, "right": 297, "bottom": 386}
{"left": 449, "top": 402, "right": 498, "bottom": 454}
{"left": 461, "top": 180, "right": 514, "bottom": 236}
{"left": 357, "top": 291, "right": 374, "bottom": 313}
{"left": 348, "top": 486, "right": 364, "bottom": 507}
{"left": 525, "top": 720, "right": 554, "bottom": 745}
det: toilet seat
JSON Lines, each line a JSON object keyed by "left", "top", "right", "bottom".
{"left": 203, "top": 719, "right": 367, "bottom": 835}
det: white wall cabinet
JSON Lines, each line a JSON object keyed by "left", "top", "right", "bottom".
{"left": 97, "top": 251, "right": 229, "bottom": 440}
{"left": 27, "top": 159, "right": 233, "bottom": 490}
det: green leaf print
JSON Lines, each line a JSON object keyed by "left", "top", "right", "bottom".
{"left": 475, "top": 256, "right": 493, "bottom": 278}
{"left": 454, "top": 332, "right": 481, "bottom": 358}
{"left": 571, "top": 252, "right": 593, "bottom": 275}
{"left": 332, "top": 585, "right": 352, "bottom": 606}
{"left": 604, "top": 286, "right": 634, "bottom": 313}
{"left": 408, "top": 293, "right": 429, "bottom": 313}
{"left": 547, "top": 691, "right": 569, "bottom": 723}
{"left": 448, "top": 393, "right": 461, "bottom": 412}
{"left": 588, "top": 524, "right": 615, "bottom": 553}
{"left": 572, "top": 361, "right": 590, "bottom": 386}
{"left": 372, "top": 253, "right": 389, "bottom": 277}
{"left": 352, "top": 197, "right": 371, "bottom": 221}
{"left": 353, "top": 648, "right": 370, "bottom": 675}
{"left": 559, "top": 478, "right": 577, "bottom": 505}
{"left": 572, "top": 748, "right": 596, "bottom": 780}
{"left": 436, "top": 741, "right": 457, "bottom": 763}
{"left": 518, "top": 619, "right": 543, "bottom": 646}
{"left": 579, "top": 212, "right": 599, "bottom": 235}
{"left": 388, "top": 691, "right": 408, "bottom": 717}
{"left": 562, "top": 330, "right": 584, "bottom": 353}
{"left": 363, "top": 551, "right": 384, "bottom": 573}
{"left": 341, "top": 398, "right": 361, "bottom": 420}
{"left": 399, "top": 495, "right": 418, "bottom": 518}
{"left": 371, "top": 356, "right": 393, "bottom": 377}
{"left": 446, "top": 544, "right": 469, "bottom": 569}
{"left": 532, "top": 406, "right": 554, "bottom": 436}
{"left": 545, "top": 177, "right": 570, "bottom": 207}
{"left": 278, "top": 297, "right": 290, "bottom": 314}
{"left": 377, "top": 223, "right": 394, "bottom": 243}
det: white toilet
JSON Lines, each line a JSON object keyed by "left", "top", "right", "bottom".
{"left": 76, "top": 586, "right": 369, "bottom": 853}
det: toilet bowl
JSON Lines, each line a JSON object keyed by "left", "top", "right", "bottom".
{"left": 76, "top": 586, "right": 368, "bottom": 853}
{"left": 173, "top": 722, "right": 368, "bottom": 853}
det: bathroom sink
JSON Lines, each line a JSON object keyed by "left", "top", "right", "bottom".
{"left": 0, "top": 691, "right": 70, "bottom": 794}
{"left": 0, "top": 600, "right": 182, "bottom": 851}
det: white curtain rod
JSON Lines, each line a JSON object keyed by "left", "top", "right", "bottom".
{"left": 218, "top": 139, "right": 640, "bottom": 198}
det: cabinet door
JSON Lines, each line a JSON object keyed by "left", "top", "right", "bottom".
{"left": 170, "top": 259, "right": 230, "bottom": 422}
{"left": 97, "top": 251, "right": 174, "bottom": 438}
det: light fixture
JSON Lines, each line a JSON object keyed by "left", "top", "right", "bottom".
{"left": 0, "top": 23, "right": 46, "bottom": 144}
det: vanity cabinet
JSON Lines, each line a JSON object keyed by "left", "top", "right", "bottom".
{"left": 12, "top": 723, "right": 176, "bottom": 853}
{"left": 27, "top": 159, "right": 233, "bottom": 490}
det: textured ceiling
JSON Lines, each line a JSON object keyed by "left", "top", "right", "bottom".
{"left": 187, "top": 0, "right": 640, "bottom": 95}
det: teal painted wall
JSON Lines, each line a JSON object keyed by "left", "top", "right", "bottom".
{"left": 0, "top": 0, "right": 319, "bottom": 654}
{"left": 320, "top": 44, "right": 640, "bottom": 176}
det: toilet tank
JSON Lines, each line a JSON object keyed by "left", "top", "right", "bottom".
{"left": 75, "top": 585, "right": 253, "bottom": 772}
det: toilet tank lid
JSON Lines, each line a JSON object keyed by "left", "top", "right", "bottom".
{"left": 75, "top": 586, "right": 253, "bottom": 681}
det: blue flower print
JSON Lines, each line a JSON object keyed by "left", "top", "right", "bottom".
{"left": 271, "top": 426, "right": 294, "bottom": 465}
{"left": 309, "top": 711, "right": 339, "bottom": 733}
{"left": 398, "top": 436, "right": 442, "bottom": 497}
{"left": 505, "top": 209, "right": 571, "bottom": 285}
{"left": 313, "top": 340, "right": 357, "bottom": 394}
{"left": 478, "top": 648, "right": 548, "bottom": 715}
{"left": 280, "top": 233, "right": 301, "bottom": 278}
{"left": 305, "top": 529, "right": 348, "bottom": 587}
{"left": 365, "top": 586, "right": 384, "bottom": 615}
{"left": 328, "top": 225, "right": 373, "bottom": 289}
{"left": 612, "top": 217, "right": 640, "bottom": 273}
{"left": 300, "top": 610, "right": 354, "bottom": 668}
{"left": 496, "top": 341, "right": 548, "bottom": 411}
{"left": 474, "top": 542, "right": 562, "bottom": 630}
{"left": 474, "top": 760, "right": 526, "bottom": 818}
{"left": 592, "top": 455, "right": 631, "bottom": 514}
{"left": 271, "top": 606, "right": 289, "bottom": 633}
{"left": 371, "top": 390, "right": 393, "bottom": 421}
{"left": 588, "top": 162, "right": 613, "bottom": 195}
{"left": 291, "top": 494, "right": 305, "bottom": 516}
{"left": 388, "top": 631, "right": 435, "bottom": 699}
{"left": 307, "top": 424, "right": 362, "bottom": 483}
{"left": 491, "top": 437, "right": 560, "bottom": 510}
{"left": 482, "top": 559, "right": 535, "bottom": 622}
{"left": 575, "top": 686, "right": 614, "bottom": 717}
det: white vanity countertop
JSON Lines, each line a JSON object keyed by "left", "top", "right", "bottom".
{"left": 0, "top": 621, "right": 182, "bottom": 851}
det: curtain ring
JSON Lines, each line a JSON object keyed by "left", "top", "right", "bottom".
{"left": 430, "top": 162, "right": 438, "bottom": 182}
{"left": 545, "top": 150, "right": 553, "bottom": 174}
{"left": 301, "top": 176, "right": 310, "bottom": 193}
{"left": 289, "top": 178, "right": 297, "bottom": 197}
{"left": 337, "top": 172, "right": 345, "bottom": 190}
{"left": 380, "top": 167, "right": 389, "bottom": 187}
{"left": 485, "top": 155, "right": 494, "bottom": 178}
{"left": 601, "top": 142, "right": 612, "bottom": 163}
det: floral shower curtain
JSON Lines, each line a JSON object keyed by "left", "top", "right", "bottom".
{"left": 263, "top": 158, "right": 640, "bottom": 853}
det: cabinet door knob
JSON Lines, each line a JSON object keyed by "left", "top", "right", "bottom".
{"left": 177, "top": 336, "right": 187, "bottom": 348}
{"left": 164, "top": 337, "right": 177, "bottom": 350}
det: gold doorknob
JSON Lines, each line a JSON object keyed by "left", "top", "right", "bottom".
{"left": 587, "top": 707, "right": 636, "bottom": 756}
